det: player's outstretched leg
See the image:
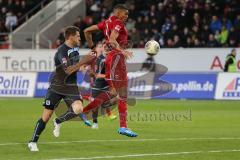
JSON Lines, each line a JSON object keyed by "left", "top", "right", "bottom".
{"left": 28, "top": 108, "right": 53, "bottom": 151}
{"left": 83, "top": 91, "right": 111, "bottom": 113}
{"left": 53, "top": 100, "right": 83, "bottom": 137}
{"left": 79, "top": 113, "right": 92, "bottom": 127}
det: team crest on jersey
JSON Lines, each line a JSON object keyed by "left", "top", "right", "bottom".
{"left": 115, "top": 25, "right": 121, "bottom": 31}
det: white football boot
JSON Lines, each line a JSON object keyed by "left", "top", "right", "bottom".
{"left": 28, "top": 142, "right": 39, "bottom": 152}
{"left": 53, "top": 119, "right": 61, "bottom": 137}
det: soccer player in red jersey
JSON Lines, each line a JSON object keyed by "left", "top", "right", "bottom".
{"left": 83, "top": 4, "right": 137, "bottom": 137}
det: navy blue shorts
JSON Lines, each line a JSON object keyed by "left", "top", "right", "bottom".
{"left": 43, "top": 86, "right": 82, "bottom": 110}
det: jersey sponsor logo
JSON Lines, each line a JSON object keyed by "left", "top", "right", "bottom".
{"left": 67, "top": 47, "right": 79, "bottom": 56}
{"left": 223, "top": 78, "right": 240, "bottom": 97}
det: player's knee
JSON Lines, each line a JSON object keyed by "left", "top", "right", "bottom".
{"left": 42, "top": 114, "right": 51, "bottom": 122}
{"left": 42, "top": 109, "right": 54, "bottom": 122}
{"left": 72, "top": 101, "right": 83, "bottom": 114}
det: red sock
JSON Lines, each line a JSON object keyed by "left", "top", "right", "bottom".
{"left": 118, "top": 98, "right": 127, "bottom": 128}
{"left": 82, "top": 94, "right": 91, "bottom": 101}
{"left": 83, "top": 92, "right": 110, "bottom": 113}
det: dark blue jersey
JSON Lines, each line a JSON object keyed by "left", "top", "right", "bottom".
{"left": 96, "top": 54, "right": 106, "bottom": 75}
{"left": 93, "top": 54, "right": 109, "bottom": 89}
{"left": 50, "top": 44, "right": 80, "bottom": 85}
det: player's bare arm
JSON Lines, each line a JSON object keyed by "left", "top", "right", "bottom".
{"left": 65, "top": 53, "right": 96, "bottom": 75}
{"left": 109, "top": 29, "right": 121, "bottom": 50}
{"left": 109, "top": 30, "right": 133, "bottom": 59}
{"left": 84, "top": 25, "right": 99, "bottom": 49}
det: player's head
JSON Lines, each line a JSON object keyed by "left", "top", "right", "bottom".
{"left": 64, "top": 26, "right": 81, "bottom": 46}
{"left": 231, "top": 48, "right": 236, "bottom": 56}
{"left": 113, "top": 4, "right": 129, "bottom": 22}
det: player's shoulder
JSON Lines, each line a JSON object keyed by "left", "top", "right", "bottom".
{"left": 114, "top": 19, "right": 124, "bottom": 26}
{"left": 57, "top": 44, "right": 68, "bottom": 53}
{"left": 110, "top": 16, "right": 123, "bottom": 24}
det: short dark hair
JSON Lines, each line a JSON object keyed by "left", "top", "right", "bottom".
{"left": 113, "top": 4, "right": 128, "bottom": 11}
{"left": 64, "top": 26, "right": 80, "bottom": 39}
{"left": 231, "top": 48, "right": 236, "bottom": 53}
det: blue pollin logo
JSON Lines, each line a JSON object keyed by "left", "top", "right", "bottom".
{"left": 223, "top": 77, "right": 240, "bottom": 97}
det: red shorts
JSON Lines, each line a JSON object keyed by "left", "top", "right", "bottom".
{"left": 105, "top": 50, "right": 128, "bottom": 89}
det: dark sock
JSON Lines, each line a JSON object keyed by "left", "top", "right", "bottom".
{"left": 30, "top": 118, "right": 46, "bottom": 142}
{"left": 93, "top": 119, "right": 98, "bottom": 123}
{"left": 55, "top": 107, "right": 78, "bottom": 124}
{"left": 92, "top": 110, "right": 98, "bottom": 123}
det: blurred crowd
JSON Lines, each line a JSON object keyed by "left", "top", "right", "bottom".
{"left": 0, "top": 0, "right": 51, "bottom": 48}
{"left": 1, "top": 0, "right": 240, "bottom": 49}
{"left": 56, "top": 0, "right": 240, "bottom": 48}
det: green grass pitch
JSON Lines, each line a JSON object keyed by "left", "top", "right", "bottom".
{"left": 0, "top": 98, "right": 240, "bottom": 160}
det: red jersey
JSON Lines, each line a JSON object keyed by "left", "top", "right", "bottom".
{"left": 97, "top": 16, "right": 128, "bottom": 47}
{"left": 105, "top": 49, "right": 128, "bottom": 88}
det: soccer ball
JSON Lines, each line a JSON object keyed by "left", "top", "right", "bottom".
{"left": 145, "top": 40, "right": 160, "bottom": 56}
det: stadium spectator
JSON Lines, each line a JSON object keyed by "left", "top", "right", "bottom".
{"left": 173, "top": 35, "right": 181, "bottom": 48}
{"left": 234, "top": 14, "right": 240, "bottom": 31}
{"left": 200, "top": 24, "right": 211, "bottom": 46}
{"left": 5, "top": 11, "right": 17, "bottom": 31}
{"left": 137, "top": 40, "right": 145, "bottom": 48}
{"left": 51, "top": 0, "right": 240, "bottom": 48}
{"left": 161, "top": 17, "right": 171, "bottom": 34}
{"left": 141, "top": 29, "right": 152, "bottom": 43}
{"left": 1, "top": 7, "right": 7, "bottom": 20}
{"left": 219, "top": 26, "right": 229, "bottom": 45}
{"left": 129, "top": 28, "right": 140, "bottom": 47}
{"left": 0, "top": 0, "right": 51, "bottom": 48}
{"left": 228, "top": 27, "right": 238, "bottom": 47}
{"left": 181, "top": 27, "right": 190, "bottom": 47}
{"left": 193, "top": 38, "right": 202, "bottom": 48}
{"left": 126, "top": 18, "right": 135, "bottom": 31}
{"left": 222, "top": 16, "right": 232, "bottom": 31}
{"left": 135, "top": 16, "right": 143, "bottom": 31}
{"left": 166, "top": 38, "right": 174, "bottom": 48}
{"left": 210, "top": 15, "right": 222, "bottom": 33}
{"left": 2, "top": 0, "right": 240, "bottom": 49}
{"left": 207, "top": 34, "right": 219, "bottom": 47}
{"left": 192, "top": 13, "right": 201, "bottom": 28}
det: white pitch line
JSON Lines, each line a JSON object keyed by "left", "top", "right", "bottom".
{"left": 46, "top": 149, "right": 240, "bottom": 160}
{"left": 1, "top": 137, "right": 240, "bottom": 146}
